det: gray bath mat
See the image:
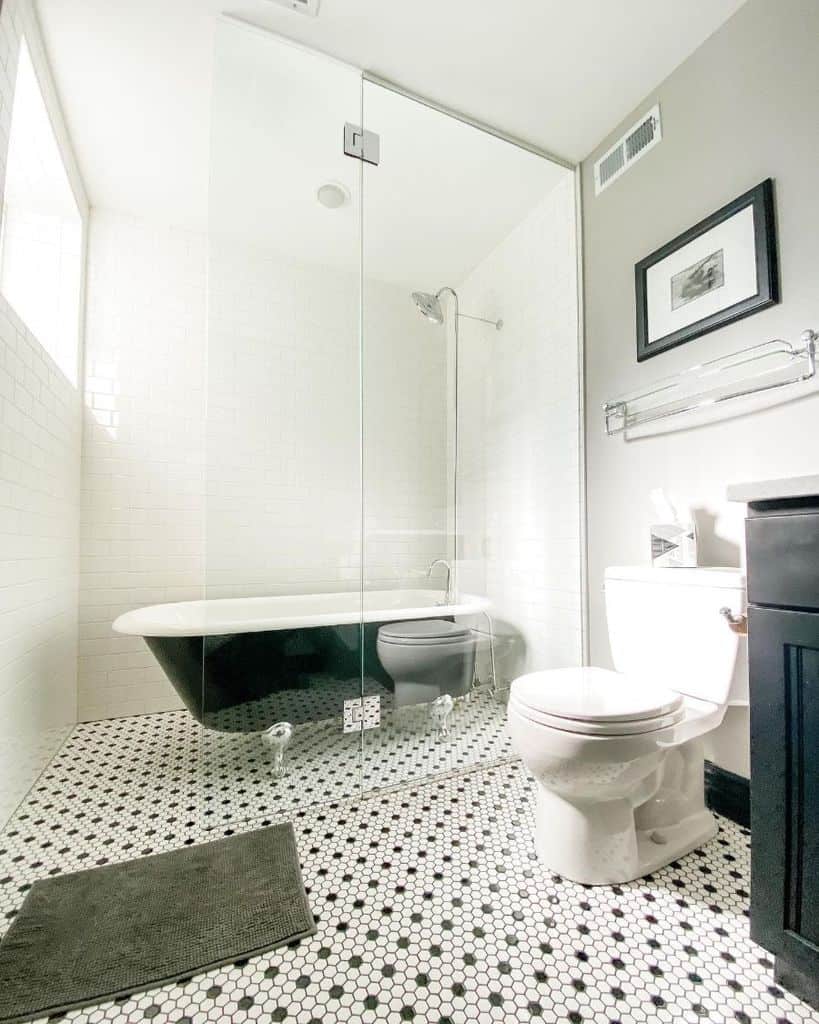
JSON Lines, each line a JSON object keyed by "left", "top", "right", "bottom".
{"left": 0, "top": 823, "right": 315, "bottom": 1024}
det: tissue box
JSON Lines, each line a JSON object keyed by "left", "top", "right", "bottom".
{"left": 651, "top": 523, "right": 697, "bottom": 567}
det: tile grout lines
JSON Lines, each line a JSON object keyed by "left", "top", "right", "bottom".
{"left": 0, "top": 710, "right": 817, "bottom": 1024}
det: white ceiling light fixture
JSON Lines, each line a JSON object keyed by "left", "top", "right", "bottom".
{"left": 316, "top": 181, "right": 349, "bottom": 209}
{"left": 263, "top": 0, "right": 320, "bottom": 17}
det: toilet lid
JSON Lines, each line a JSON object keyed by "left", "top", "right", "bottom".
{"left": 378, "top": 619, "right": 472, "bottom": 643}
{"left": 509, "top": 701, "right": 686, "bottom": 736}
{"left": 511, "top": 667, "right": 683, "bottom": 723}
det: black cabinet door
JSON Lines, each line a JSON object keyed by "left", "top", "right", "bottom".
{"left": 750, "top": 606, "right": 819, "bottom": 1007}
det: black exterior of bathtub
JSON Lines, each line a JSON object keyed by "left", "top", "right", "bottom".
{"left": 145, "top": 621, "right": 396, "bottom": 732}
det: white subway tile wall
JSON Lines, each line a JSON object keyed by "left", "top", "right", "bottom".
{"left": 80, "top": 212, "right": 207, "bottom": 722}
{"left": 457, "top": 175, "right": 583, "bottom": 682}
{"left": 0, "top": 0, "right": 82, "bottom": 823}
{"left": 207, "top": 245, "right": 448, "bottom": 596}
{"left": 80, "top": 218, "right": 448, "bottom": 720}
{"left": 362, "top": 281, "right": 448, "bottom": 588}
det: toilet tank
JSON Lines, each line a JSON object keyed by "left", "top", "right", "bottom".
{"left": 604, "top": 566, "right": 747, "bottom": 706}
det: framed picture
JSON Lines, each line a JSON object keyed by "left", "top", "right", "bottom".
{"left": 635, "top": 178, "right": 779, "bottom": 361}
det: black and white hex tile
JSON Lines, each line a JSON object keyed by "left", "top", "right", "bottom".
{"left": 1, "top": 710, "right": 818, "bottom": 1024}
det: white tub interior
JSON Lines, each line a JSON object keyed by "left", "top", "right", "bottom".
{"left": 113, "top": 589, "right": 491, "bottom": 638}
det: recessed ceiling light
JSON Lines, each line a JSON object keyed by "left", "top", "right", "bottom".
{"left": 316, "top": 182, "right": 350, "bottom": 209}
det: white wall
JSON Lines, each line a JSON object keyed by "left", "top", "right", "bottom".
{"left": 79, "top": 212, "right": 206, "bottom": 721}
{"left": 0, "top": 0, "right": 86, "bottom": 823}
{"left": 581, "top": 0, "right": 819, "bottom": 776}
{"left": 79, "top": 215, "right": 448, "bottom": 720}
{"left": 457, "top": 174, "right": 583, "bottom": 682}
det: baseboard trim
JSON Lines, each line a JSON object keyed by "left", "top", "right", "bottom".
{"left": 704, "top": 760, "right": 750, "bottom": 828}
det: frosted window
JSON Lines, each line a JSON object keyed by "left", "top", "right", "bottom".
{"left": 0, "top": 38, "right": 82, "bottom": 385}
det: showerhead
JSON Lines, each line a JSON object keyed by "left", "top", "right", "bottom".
{"left": 411, "top": 287, "right": 503, "bottom": 331}
{"left": 411, "top": 291, "right": 445, "bottom": 325}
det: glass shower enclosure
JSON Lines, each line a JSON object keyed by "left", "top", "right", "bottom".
{"left": 199, "top": 18, "right": 582, "bottom": 828}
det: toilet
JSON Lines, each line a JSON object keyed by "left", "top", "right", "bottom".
{"left": 507, "top": 566, "right": 747, "bottom": 885}
{"left": 377, "top": 619, "right": 476, "bottom": 708}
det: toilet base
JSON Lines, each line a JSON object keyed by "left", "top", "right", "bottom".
{"left": 534, "top": 788, "right": 718, "bottom": 885}
{"left": 394, "top": 681, "right": 443, "bottom": 708}
{"left": 631, "top": 809, "right": 718, "bottom": 879}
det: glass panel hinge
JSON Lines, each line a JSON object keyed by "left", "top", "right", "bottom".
{"left": 343, "top": 696, "right": 381, "bottom": 732}
{"left": 344, "top": 123, "right": 380, "bottom": 165}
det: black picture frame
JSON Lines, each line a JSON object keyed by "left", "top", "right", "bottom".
{"left": 635, "top": 178, "right": 779, "bottom": 362}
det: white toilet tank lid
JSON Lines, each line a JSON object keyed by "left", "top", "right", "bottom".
{"left": 511, "top": 667, "right": 683, "bottom": 722}
{"left": 605, "top": 566, "right": 745, "bottom": 589}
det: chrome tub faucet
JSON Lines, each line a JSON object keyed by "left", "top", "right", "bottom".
{"left": 427, "top": 558, "right": 453, "bottom": 605}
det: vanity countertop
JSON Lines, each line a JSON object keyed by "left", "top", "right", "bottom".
{"left": 727, "top": 474, "right": 819, "bottom": 503}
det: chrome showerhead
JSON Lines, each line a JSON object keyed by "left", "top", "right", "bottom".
{"left": 411, "top": 287, "right": 503, "bottom": 331}
{"left": 411, "top": 291, "right": 444, "bottom": 325}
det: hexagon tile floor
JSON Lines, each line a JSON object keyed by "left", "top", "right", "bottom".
{"left": 2, "top": 713, "right": 819, "bottom": 1024}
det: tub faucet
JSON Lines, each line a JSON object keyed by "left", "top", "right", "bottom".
{"left": 427, "top": 558, "right": 453, "bottom": 605}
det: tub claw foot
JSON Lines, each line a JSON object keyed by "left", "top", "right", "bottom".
{"left": 430, "top": 694, "right": 454, "bottom": 739}
{"left": 263, "top": 721, "right": 293, "bottom": 779}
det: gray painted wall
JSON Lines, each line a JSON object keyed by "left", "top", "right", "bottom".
{"left": 580, "top": 0, "right": 819, "bottom": 777}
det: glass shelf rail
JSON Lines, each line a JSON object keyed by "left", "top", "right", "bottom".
{"left": 604, "top": 329, "right": 817, "bottom": 436}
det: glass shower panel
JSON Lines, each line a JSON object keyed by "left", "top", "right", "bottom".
{"left": 360, "top": 81, "right": 582, "bottom": 792}
{"left": 200, "top": 21, "right": 364, "bottom": 829}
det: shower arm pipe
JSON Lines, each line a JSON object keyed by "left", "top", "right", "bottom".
{"left": 433, "top": 287, "right": 502, "bottom": 331}
{"left": 457, "top": 311, "right": 504, "bottom": 330}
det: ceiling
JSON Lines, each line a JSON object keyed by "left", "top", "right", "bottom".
{"left": 33, "top": 0, "right": 746, "bottom": 276}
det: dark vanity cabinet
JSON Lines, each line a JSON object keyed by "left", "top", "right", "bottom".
{"left": 743, "top": 490, "right": 819, "bottom": 1009}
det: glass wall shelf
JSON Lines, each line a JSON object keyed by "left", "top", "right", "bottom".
{"left": 604, "top": 329, "right": 817, "bottom": 436}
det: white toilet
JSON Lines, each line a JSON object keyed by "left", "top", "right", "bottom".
{"left": 507, "top": 566, "right": 747, "bottom": 885}
{"left": 377, "top": 619, "right": 476, "bottom": 708}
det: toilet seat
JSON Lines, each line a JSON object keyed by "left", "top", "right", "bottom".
{"left": 508, "top": 700, "right": 686, "bottom": 736}
{"left": 509, "top": 667, "right": 685, "bottom": 736}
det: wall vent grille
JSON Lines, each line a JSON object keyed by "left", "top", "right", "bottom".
{"left": 594, "top": 104, "right": 662, "bottom": 195}
{"left": 263, "top": 0, "right": 320, "bottom": 16}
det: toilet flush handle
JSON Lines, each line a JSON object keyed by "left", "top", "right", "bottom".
{"left": 720, "top": 607, "right": 748, "bottom": 635}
